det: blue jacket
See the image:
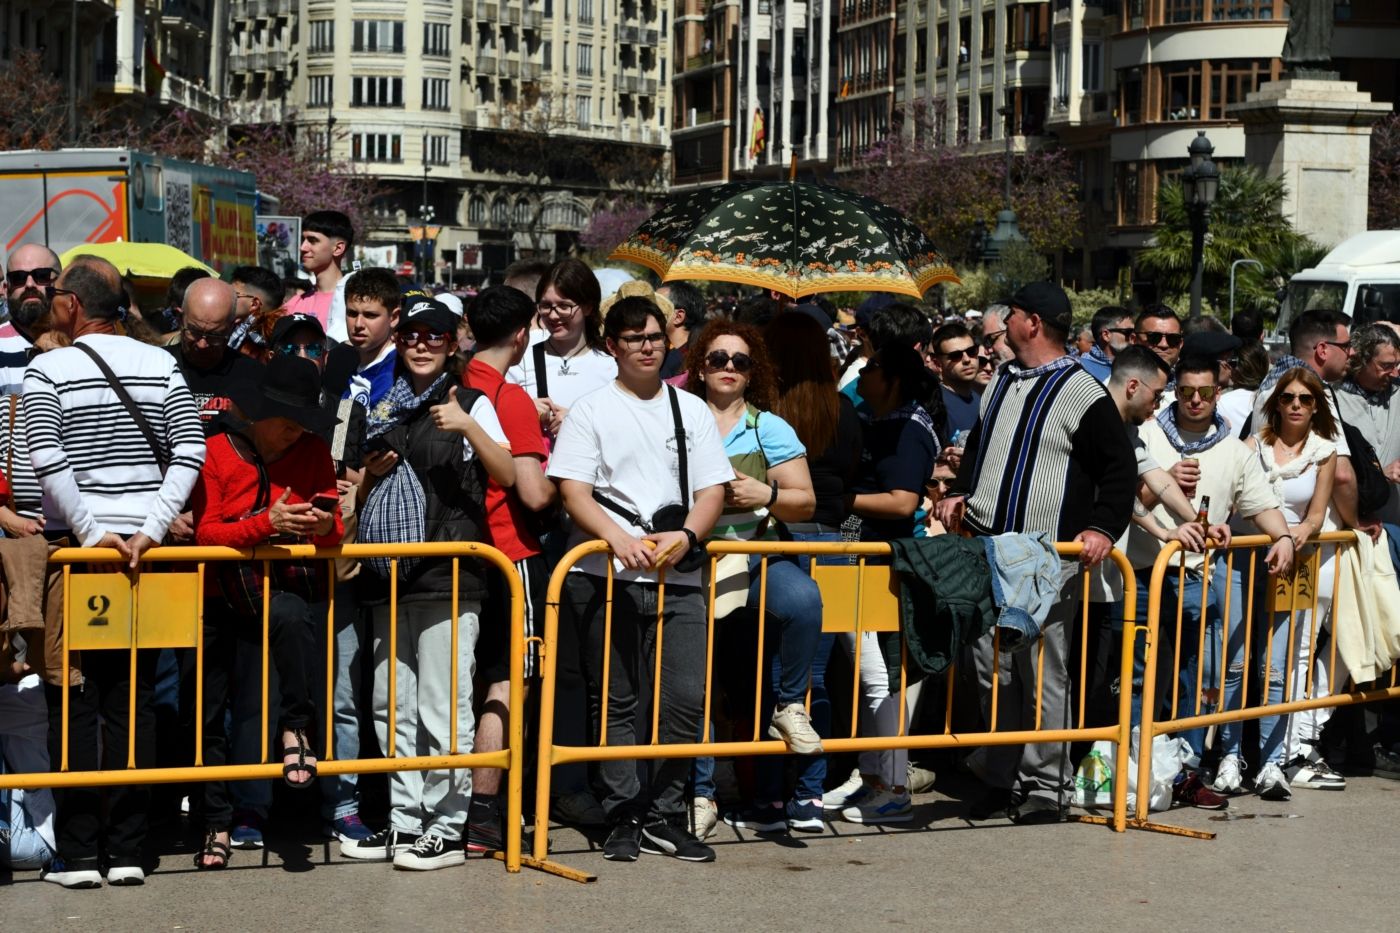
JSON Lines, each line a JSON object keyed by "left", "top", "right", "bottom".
{"left": 983, "top": 532, "right": 1071, "bottom": 649}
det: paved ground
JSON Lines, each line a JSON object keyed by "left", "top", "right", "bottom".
{"left": 9, "top": 772, "right": 1399, "bottom": 933}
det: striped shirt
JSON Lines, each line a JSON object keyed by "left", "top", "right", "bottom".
{"left": 23, "top": 333, "right": 206, "bottom": 546}
{"left": 0, "top": 394, "right": 42, "bottom": 519}
{"left": 955, "top": 355, "right": 1135, "bottom": 542}
{"left": 0, "top": 323, "right": 30, "bottom": 396}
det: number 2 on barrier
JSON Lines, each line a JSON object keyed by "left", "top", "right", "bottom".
{"left": 66, "top": 571, "right": 201, "bottom": 650}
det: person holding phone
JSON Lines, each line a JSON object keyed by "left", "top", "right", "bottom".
{"left": 189, "top": 354, "right": 345, "bottom": 870}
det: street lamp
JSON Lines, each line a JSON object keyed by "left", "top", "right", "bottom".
{"left": 1180, "top": 130, "right": 1220, "bottom": 319}
{"left": 419, "top": 162, "right": 435, "bottom": 286}
{"left": 983, "top": 105, "right": 1025, "bottom": 264}
{"left": 325, "top": 114, "right": 337, "bottom": 167}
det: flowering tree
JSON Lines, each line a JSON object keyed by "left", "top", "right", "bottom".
{"left": 1369, "top": 112, "right": 1400, "bottom": 231}
{"left": 578, "top": 202, "right": 654, "bottom": 257}
{"left": 845, "top": 104, "right": 1082, "bottom": 262}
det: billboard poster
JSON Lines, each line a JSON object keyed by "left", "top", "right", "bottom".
{"left": 257, "top": 215, "right": 302, "bottom": 279}
{"left": 355, "top": 244, "right": 397, "bottom": 269}
{"left": 164, "top": 170, "right": 193, "bottom": 253}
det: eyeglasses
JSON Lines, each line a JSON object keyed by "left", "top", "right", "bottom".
{"left": 276, "top": 341, "right": 326, "bottom": 359}
{"left": 1278, "top": 391, "right": 1316, "bottom": 408}
{"left": 1104, "top": 327, "right": 1136, "bottom": 337}
{"left": 6, "top": 267, "right": 58, "bottom": 287}
{"left": 234, "top": 291, "right": 260, "bottom": 305}
{"left": 1320, "top": 340, "right": 1352, "bottom": 353}
{"left": 615, "top": 331, "right": 667, "bottom": 349}
{"left": 925, "top": 476, "right": 954, "bottom": 491}
{"left": 1137, "top": 331, "right": 1184, "bottom": 349}
{"left": 1177, "top": 385, "right": 1218, "bottom": 401}
{"left": 705, "top": 349, "right": 753, "bottom": 372}
{"left": 537, "top": 302, "right": 581, "bottom": 318}
{"left": 44, "top": 285, "right": 77, "bottom": 303}
{"left": 183, "top": 325, "right": 231, "bottom": 347}
{"left": 938, "top": 346, "right": 979, "bottom": 364}
{"left": 1225, "top": 357, "right": 1240, "bottom": 369}
{"left": 980, "top": 329, "right": 1007, "bottom": 348}
{"left": 396, "top": 330, "right": 451, "bottom": 349}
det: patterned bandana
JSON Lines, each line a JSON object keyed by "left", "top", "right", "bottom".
{"left": 1006, "top": 354, "right": 1078, "bottom": 380}
{"left": 1337, "top": 377, "right": 1396, "bottom": 409}
{"left": 1085, "top": 344, "right": 1112, "bottom": 369}
{"left": 367, "top": 373, "right": 449, "bottom": 438}
{"left": 1156, "top": 402, "right": 1230, "bottom": 456}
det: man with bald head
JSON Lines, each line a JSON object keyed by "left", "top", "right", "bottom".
{"left": 0, "top": 243, "right": 62, "bottom": 394}
{"left": 170, "top": 276, "right": 264, "bottom": 432}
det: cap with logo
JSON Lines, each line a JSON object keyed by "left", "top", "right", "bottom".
{"left": 397, "top": 297, "right": 458, "bottom": 335}
{"left": 270, "top": 312, "right": 327, "bottom": 346}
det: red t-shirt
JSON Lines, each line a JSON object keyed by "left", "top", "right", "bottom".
{"left": 465, "top": 358, "right": 549, "bottom": 561}
{"left": 192, "top": 431, "right": 344, "bottom": 548}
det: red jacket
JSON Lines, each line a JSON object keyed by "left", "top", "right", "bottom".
{"left": 192, "top": 431, "right": 344, "bottom": 548}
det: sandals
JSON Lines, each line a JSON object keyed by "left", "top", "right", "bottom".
{"left": 281, "top": 728, "right": 318, "bottom": 788}
{"left": 195, "top": 829, "right": 233, "bottom": 870}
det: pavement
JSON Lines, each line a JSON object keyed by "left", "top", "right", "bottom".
{"left": 9, "top": 772, "right": 1400, "bottom": 933}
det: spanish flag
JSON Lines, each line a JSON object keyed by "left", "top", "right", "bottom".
{"left": 749, "top": 107, "right": 766, "bottom": 159}
{"left": 144, "top": 39, "right": 166, "bottom": 97}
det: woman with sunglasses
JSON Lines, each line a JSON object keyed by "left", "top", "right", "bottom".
{"left": 1213, "top": 367, "right": 1343, "bottom": 801}
{"left": 506, "top": 258, "right": 616, "bottom": 439}
{"left": 344, "top": 298, "right": 517, "bottom": 870}
{"left": 681, "top": 319, "right": 826, "bottom": 838}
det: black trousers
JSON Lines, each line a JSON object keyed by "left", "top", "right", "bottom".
{"left": 44, "top": 650, "right": 158, "bottom": 869}
{"left": 200, "top": 592, "right": 319, "bottom": 830}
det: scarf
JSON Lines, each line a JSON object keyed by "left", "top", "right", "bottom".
{"left": 1085, "top": 345, "right": 1112, "bottom": 369}
{"left": 1260, "top": 354, "right": 1311, "bottom": 398}
{"left": 1337, "top": 377, "right": 1396, "bottom": 410}
{"left": 367, "top": 373, "right": 449, "bottom": 438}
{"left": 1156, "top": 402, "right": 1230, "bottom": 455}
{"left": 875, "top": 399, "right": 942, "bottom": 449}
{"left": 1254, "top": 432, "right": 1336, "bottom": 507}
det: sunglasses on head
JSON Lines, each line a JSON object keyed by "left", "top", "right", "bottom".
{"left": 705, "top": 349, "right": 753, "bottom": 373}
{"left": 1138, "top": 331, "right": 1184, "bottom": 348}
{"left": 5, "top": 267, "right": 58, "bottom": 287}
{"left": 396, "top": 330, "right": 451, "bottom": 349}
{"left": 1278, "top": 391, "right": 1316, "bottom": 407}
{"left": 1177, "top": 385, "right": 1218, "bottom": 401}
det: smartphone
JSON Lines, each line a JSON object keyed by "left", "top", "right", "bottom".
{"left": 311, "top": 494, "right": 338, "bottom": 513}
{"left": 365, "top": 434, "right": 398, "bottom": 457}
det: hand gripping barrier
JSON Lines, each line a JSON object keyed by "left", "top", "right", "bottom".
{"left": 0, "top": 541, "right": 531, "bottom": 874}
{"left": 528, "top": 539, "right": 1141, "bottom": 882}
{"left": 1132, "top": 531, "right": 1400, "bottom": 839}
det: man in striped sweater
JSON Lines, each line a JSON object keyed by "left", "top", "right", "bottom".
{"left": 938, "top": 281, "right": 1136, "bottom": 825}
{"left": 23, "top": 255, "right": 206, "bottom": 889}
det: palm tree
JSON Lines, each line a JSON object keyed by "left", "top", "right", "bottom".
{"left": 1136, "top": 166, "right": 1314, "bottom": 318}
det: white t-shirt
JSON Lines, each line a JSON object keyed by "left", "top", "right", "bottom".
{"left": 548, "top": 381, "right": 735, "bottom": 586}
{"left": 837, "top": 356, "right": 867, "bottom": 391}
{"left": 461, "top": 394, "right": 509, "bottom": 461}
{"left": 507, "top": 343, "right": 618, "bottom": 411}
{"left": 1216, "top": 388, "right": 1254, "bottom": 435}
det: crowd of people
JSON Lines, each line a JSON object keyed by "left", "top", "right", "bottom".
{"left": 2, "top": 208, "right": 1399, "bottom": 889}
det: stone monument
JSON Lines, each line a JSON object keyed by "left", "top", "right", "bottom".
{"left": 1228, "top": 2, "right": 1391, "bottom": 247}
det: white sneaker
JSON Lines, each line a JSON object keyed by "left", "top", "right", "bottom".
{"left": 768, "top": 703, "right": 823, "bottom": 755}
{"left": 906, "top": 762, "right": 937, "bottom": 795}
{"left": 42, "top": 860, "right": 102, "bottom": 889}
{"left": 392, "top": 833, "right": 465, "bottom": 871}
{"left": 1211, "top": 754, "right": 1244, "bottom": 794}
{"left": 1255, "top": 762, "right": 1292, "bottom": 801}
{"left": 838, "top": 788, "right": 913, "bottom": 825}
{"left": 106, "top": 865, "right": 146, "bottom": 886}
{"left": 821, "top": 768, "right": 869, "bottom": 810}
{"left": 690, "top": 796, "right": 718, "bottom": 840}
{"left": 1287, "top": 756, "right": 1346, "bottom": 791}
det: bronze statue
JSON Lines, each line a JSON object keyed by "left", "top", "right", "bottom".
{"left": 1282, "top": 0, "right": 1335, "bottom": 70}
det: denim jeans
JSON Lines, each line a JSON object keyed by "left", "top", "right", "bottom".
{"left": 1215, "top": 551, "right": 1291, "bottom": 766}
{"left": 0, "top": 675, "right": 55, "bottom": 870}
{"left": 567, "top": 573, "right": 707, "bottom": 824}
{"left": 1132, "top": 566, "right": 1223, "bottom": 758}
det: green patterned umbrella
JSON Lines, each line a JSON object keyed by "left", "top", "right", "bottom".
{"left": 610, "top": 182, "right": 958, "bottom": 299}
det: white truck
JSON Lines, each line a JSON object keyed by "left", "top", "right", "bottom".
{"left": 1286, "top": 231, "right": 1400, "bottom": 328}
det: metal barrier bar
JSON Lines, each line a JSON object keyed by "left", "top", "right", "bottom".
{"left": 4, "top": 541, "right": 529, "bottom": 875}
{"left": 530, "top": 538, "right": 1141, "bottom": 882}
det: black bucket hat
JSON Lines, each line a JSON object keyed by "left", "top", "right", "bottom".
{"left": 228, "top": 354, "right": 339, "bottom": 434}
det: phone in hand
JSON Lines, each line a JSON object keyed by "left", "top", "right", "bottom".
{"left": 311, "top": 494, "right": 338, "bottom": 513}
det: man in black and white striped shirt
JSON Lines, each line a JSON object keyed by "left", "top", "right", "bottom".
{"left": 24, "top": 255, "right": 205, "bottom": 889}
{"left": 939, "top": 281, "right": 1135, "bottom": 825}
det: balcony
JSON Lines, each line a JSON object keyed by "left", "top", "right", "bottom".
{"left": 623, "top": 75, "right": 659, "bottom": 95}
{"left": 484, "top": 2, "right": 499, "bottom": 19}
{"left": 478, "top": 54, "right": 498, "bottom": 74}
{"left": 228, "top": 52, "right": 247, "bottom": 71}
{"left": 226, "top": 97, "right": 287, "bottom": 124}
{"left": 160, "top": 72, "right": 223, "bottom": 119}
{"left": 619, "top": 24, "right": 641, "bottom": 42}
{"left": 266, "top": 49, "right": 288, "bottom": 70}
{"left": 623, "top": 124, "right": 664, "bottom": 144}
{"left": 504, "top": 3, "right": 521, "bottom": 23}
{"left": 249, "top": 51, "right": 268, "bottom": 70}
{"left": 464, "top": 0, "right": 474, "bottom": 14}
{"left": 520, "top": 61, "right": 541, "bottom": 80}
{"left": 524, "top": 8, "right": 543, "bottom": 27}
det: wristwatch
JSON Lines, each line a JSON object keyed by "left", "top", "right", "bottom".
{"left": 681, "top": 527, "right": 699, "bottom": 551}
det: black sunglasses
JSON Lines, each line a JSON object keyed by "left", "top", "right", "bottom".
{"left": 939, "top": 347, "right": 980, "bottom": 364}
{"left": 705, "top": 349, "right": 753, "bottom": 373}
{"left": 183, "top": 325, "right": 231, "bottom": 347}
{"left": 6, "top": 267, "right": 59, "bottom": 287}
{"left": 980, "top": 329, "right": 1007, "bottom": 347}
{"left": 277, "top": 342, "right": 326, "bottom": 359}
{"left": 1137, "top": 331, "right": 1184, "bottom": 349}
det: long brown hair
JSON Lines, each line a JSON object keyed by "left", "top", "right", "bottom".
{"left": 765, "top": 310, "right": 839, "bottom": 455}
{"left": 683, "top": 319, "right": 776, "bottom": 411}
{"left": 536, "top": 257, "right": 605, "bottom": 350}
{"left": 1260, "top": 366, "right": 1338, "bottom": 443}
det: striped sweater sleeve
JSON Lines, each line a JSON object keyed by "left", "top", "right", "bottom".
{"left": 23, "top": 364, "right": 102, "bottom": 546}
{"left": 140, "top": 367, "right": 206, "bottom": 543}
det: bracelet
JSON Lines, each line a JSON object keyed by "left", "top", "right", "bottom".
{"left": 767, "top": 481, "right": 779, "bottom": 507}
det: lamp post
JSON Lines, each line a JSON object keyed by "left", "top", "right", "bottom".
{"left": 325, "top": 114, "right": 337, "bottom": 167}
{"left": 1180, "top": 130, "right": 1220, "bottom": 319}
{"left": 982, "top": 105, "right": 1025, "bottom": 266}
{"left": 419, "top": 161, "right": 435, "bottom": 286}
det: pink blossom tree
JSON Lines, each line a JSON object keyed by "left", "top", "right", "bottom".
{"left": 579, "top": 202, "right": 654, "bottom": 257}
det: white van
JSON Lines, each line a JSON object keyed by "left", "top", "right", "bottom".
{"left": 1285, "top": 231, "right": 1400, "bottom": 329}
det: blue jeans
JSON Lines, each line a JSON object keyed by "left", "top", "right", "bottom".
{"left": 1132, "top": 566, "right": 1223, "bottom": 758}
{"left": 1216, "top": 551, "right": 1291, "bottom": 766}
{"left": 0, "top": 676, "right": 55, "bottom": 870}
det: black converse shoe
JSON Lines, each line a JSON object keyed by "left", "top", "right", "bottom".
{"left": 392, "top": 832, "right": 465, "bottom": 871}
{"left": 339, "top": 826, "right": 420, "bottom": 861}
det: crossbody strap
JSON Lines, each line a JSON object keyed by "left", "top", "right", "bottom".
{"left": 226, "top": 431, "right": 272, "bottom": 515}
{"left": 4, "top": 394, "right": 16, "bottom": 511}
{"left": 74, "top": 342, "right": 169, "bottom": 472}
{"left": 668, "top": 384, "right": 689, "bottom": 509}
{"left": 532, "top": 340, "right": 549, "bottom": 400}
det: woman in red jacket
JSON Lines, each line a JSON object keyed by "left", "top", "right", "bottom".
{"left": 190, "top": 354, "right": 344, "bottom": 869}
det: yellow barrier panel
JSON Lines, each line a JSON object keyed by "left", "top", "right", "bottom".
{"left": 0, "top": 541, "right": 529, "bottom": 875}
{"left": 529, "top": 539, "right": 1141, "bottom": 882}
{"left": 1131, "top": 532, "right": 1400, "bottom": 839}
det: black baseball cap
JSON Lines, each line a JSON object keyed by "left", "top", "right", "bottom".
{"left": 270, "top": 312, "right": 326, "bottom": 346}
{"left": 396, "top": 297, "right": 457, "bottom": 335}
{"left": 1182, "top": 331, "right": 1242, "bottom": 359}
{"left": 1008, "top": 282, "right": 1073, "bottom": 333}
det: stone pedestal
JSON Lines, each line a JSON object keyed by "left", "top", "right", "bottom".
{"left": 1228, "top": 78, "right": 1391, "bottom": 248}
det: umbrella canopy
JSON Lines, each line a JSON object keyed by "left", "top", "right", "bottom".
{"left": 610, "top": 182, "right": 958, "bottom": 299}
{"left": 57, "top": 242, "right": 216, "bottom": 280}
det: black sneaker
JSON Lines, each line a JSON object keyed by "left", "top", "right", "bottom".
{"left": 466, "top": 798, "right": 504, "bottom": 853}
{"left": 339, "top": 826, "right": 421, "bottom": 861}
{"left": 1372, "top": 744, "right": 1400, "bottom": 781}
{"left": 640, "top": 820, "right": 715, "bottom": 862}
{"left": 602, "top": 816, "right": 642, "bottom": 862}
{"left": 968, "top": 787, "right": 1024, "bottom": 821}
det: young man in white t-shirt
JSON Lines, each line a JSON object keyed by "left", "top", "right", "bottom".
{"left": 549, "top": 296, "right": 731, "bottom": 864}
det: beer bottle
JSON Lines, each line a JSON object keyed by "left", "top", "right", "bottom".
{"left": 1196, "top": 495, "right": 1212, "bottom": 535}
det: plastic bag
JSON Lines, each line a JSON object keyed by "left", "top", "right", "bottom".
{"left": 1072, "top": 728, "right": 1192, "bottom": 813}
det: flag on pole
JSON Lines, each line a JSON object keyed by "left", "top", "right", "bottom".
{"left": 144, "top": 39, "right": 167, "bottom": 97}
{"left": 749, "top": 108, "right": 766, "bottom": 160}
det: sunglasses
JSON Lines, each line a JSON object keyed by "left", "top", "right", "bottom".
{"left": 978, "top": 355, "right": 995, "bottom": 368}
{"left": 396, "top": 330, "right": 451, "bottom": 349}
{"left": 8, "top": 267, "right": 60, "bottom": 287}
{"left": 1278, "top": 391, "right": 1316, "bottom": 407}
{"left": 1320, "top": 340, "right": 1352, "bottom": 353}
{"left": 616, "top": 331, "right": 666, "bottom": 349}
{"left": 980, "top": 329, "right": 1007, "bottom": 347}
{"left": 1177, "top": 385, "right": 1218, "bottom": 401}
{"left": 939, "top": 347, "right": 979, "bottom": 364}
{"left": 183, "top": 325, "right": 231, "bottom": 347}
{"left": 705, "top": 349, "right": 753, "bottom": 373}
{"left": 277, "top": 342, "right": 326, "bottom": 359}
{"left": 1137, "top": 331, "right": 1184, "bottom": 349}
{"left": 925, "top": 476, "right": 954, "bottom": 490}
{"left": 1105, "top": 327, "right": 1136, "bottom": 337}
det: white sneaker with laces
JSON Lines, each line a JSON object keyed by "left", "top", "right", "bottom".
{"left": 690, "top": 796, "right": 718, "bottom": 840}
{"left": 1288, "top": 756, "right": 1346, "bottom": 791}
{"left": 1255, "top": 762, "right": 1292, "bottom": 801}
{"left": 1211, "top": 754, "right": 1244, "bottom": 794}
{"left": 106, "top": 865, "right": 146, "bottom": 886}
{"left": 392, "top": 832, "right": 465, "bottom": 871}
{"left": 821, "top": 768, "right": 868, "bottom": 810}
{"left": 768, "top": 703, "right": 823, "bottom": 755}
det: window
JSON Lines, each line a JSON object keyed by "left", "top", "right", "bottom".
{"left": 490, "top": 197, "right": 509, "bottom": 227}
{"left": 513, "top": 199, "right": 533, "bottom": 228}
{"left": 1212, "top": 0, "right": 1271, "bottom": 18}
{"left": 468, "top": 195, "right": 486, "bottom": 224}
{"left": 576, "top": 94, "right": 592, "bottom": 127}
{"left": 425, "top": 134, "right": 449, "bottom": 165}
{"left": 309, "top": 20, "right": 334, "bottom": 52}
{"left": 423, "top": 77, "right": 450, "bottom": 110}
{"left": 577, "top": 43, "right": 592, "bottom": 75}
{"left": 1053, "top": 41, "right": 1069, "bottom": 104}
{"left": 424, "top": 21, "right": 450, "bottom": 56}
{"left": 1163, "top": 0, "right": 1204, "bottom": 22}
{"left": 1082, "top": 41, "right": 1103, "bottom": 92}
{"left": 542, "top": 40, "right": 552, "bottom": 70}
{"left": 579, "top": 0, "right": 594, "bottom": 23}
{"left": 351, "top": 133, "right": 402, "bottom": 162}
{"left": 542, "top": 200, "right": 589, "bottom": 228}
{"left": 1207, "top": 59, "right": 1273, "bottom": 118}
{"left": 308, "top": 74, "right": 333, "bottom": 107}
{"left": 352, "top": 76, "right": 404, "bottom": 106}
{"left": 1161, "top": 62, "right": 1201, "bottom": 120}
{"left": 352, "top": 20, "right": 405, "bottom": 53}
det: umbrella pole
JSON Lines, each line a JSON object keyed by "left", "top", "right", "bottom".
{"left": 789, "top": 155, "right": 797, "bottom": 181}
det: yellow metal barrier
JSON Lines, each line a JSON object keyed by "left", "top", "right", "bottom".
{"left": 530, "top": 539, "right": 1141, "bottom": 882}
{"left": 0, "top": 541, "right": 530, "bottom": 874}
{"left": 1132, "top": 531, "right": 1400, "bottom": 839}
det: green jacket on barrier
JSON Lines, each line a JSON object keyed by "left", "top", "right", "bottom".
{"left": 889, "top": 536, "right": 997, "bottom": 676}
